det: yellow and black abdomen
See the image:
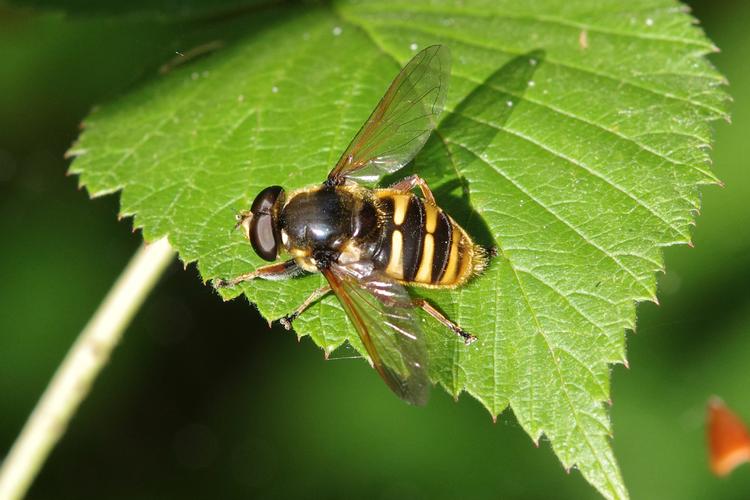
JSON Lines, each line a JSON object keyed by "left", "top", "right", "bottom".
{"left": 372, "top": 191, "right": 486, "bottom": 288}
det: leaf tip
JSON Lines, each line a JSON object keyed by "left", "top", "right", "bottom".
{"left": 532, "top": 433, "right": 540, "bottom": 448}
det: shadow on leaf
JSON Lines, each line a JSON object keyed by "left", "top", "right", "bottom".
{"left": 388, "top": 49, "right": 546, "bottom": 251}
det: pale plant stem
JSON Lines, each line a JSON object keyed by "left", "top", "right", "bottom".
{"left": 0, "top": 237, "right": 176, "bottom": 500}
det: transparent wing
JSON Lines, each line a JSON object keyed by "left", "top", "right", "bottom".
{"left": 321, "top": 261, "right": 430, "bottom": 405}
{"left": 328, "top": 45, "right": 451, "bottom": 184}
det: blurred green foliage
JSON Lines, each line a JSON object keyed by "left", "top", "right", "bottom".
{"left": 0, "top": 1, "right": 748, "bottom": 499}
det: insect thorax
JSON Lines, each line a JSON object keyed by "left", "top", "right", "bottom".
{"left": 279, "top": 184, "right": 380, "bottom": 270}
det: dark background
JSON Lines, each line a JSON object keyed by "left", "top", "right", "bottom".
{"left": 1, "top": 1, "right": 749, "bottom": 498}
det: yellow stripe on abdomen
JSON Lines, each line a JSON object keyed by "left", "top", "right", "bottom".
{"left": 424, "top": 203, "right": 438, "bottom": 233}
{"left": 414, "top": 234, "right": 435, "bottom": 283}
{"left": 392, "top": 195, "right": 410, "bottom": 225}
{"left": 386, "top": 229, "right": 404, "bottom": 279}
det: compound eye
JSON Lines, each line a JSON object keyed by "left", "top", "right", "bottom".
{"left": 251, "top": 185, "right": 284, "bottom": 214}
{"left": 248, "top": 185, "right": 285, "bottom": 261}
{"left": 249, "top": 213, "right": 278, "bottom": 261}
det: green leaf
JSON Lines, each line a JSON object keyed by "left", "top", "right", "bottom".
{"left": 67, "top": 1, "right": 728, "bottom": 498}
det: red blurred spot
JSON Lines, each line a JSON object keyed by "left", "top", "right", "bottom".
{"left": 707, "top": 397, "right": 750, "bottom": 477}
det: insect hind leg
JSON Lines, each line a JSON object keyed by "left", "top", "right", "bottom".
{"left": 389, "top": 174, "right": 437, "bottom": 206}
{"left": 413, "top": 298, "right": 477, "bottom": 345}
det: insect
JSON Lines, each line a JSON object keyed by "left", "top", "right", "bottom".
{"left": 215, "top": 45, "right": 489, "bottom": 405}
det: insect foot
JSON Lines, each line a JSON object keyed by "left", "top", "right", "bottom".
{"left": 279, "top": 314, "right": 296, "bottom": 331}
{"left": 456, "top": 328, "right": 478, "bottom": 345}
{"left": 212, "top": 278, "right": 230, "bottom": 288}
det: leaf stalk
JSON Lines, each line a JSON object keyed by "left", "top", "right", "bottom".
{"left": 0, "top": 237, "right": 175, "bottom": 500}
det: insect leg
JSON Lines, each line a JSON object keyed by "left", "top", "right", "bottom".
{"left": 279, "top": 286, "right": 332, "bottom": 330}
{"left": 413, "top": 298, "right": 477, "bottom": 345}
{"left": 389, "top": 174, "right": 437, "bottom": 205}
{"left": 213, "top": 259, "right": 302, "bottom": 288}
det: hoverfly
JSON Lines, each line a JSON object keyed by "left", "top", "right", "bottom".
{"left": 216, "top": 45, "right": 488, "bottom": 405}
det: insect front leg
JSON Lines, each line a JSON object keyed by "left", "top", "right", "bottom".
{"left": 213, "top": 259, "right": 302, "bottom": 288}
{"left": 413, "top": 298, "right": 477, "bottom": 345}
{"left": 389, "top": 174, "right": 437, "bottom": 205}
{"left": 279, "top": 285, "right": 332, "bottom": 330}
